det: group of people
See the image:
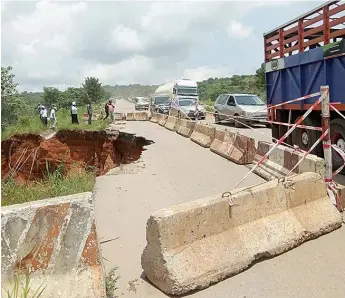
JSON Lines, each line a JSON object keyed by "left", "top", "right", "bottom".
{"left": 37, "top": 104, "right": 57, "bottom": 129}
{"left": 37, "top": 98, "right": 114, "bottom": 130}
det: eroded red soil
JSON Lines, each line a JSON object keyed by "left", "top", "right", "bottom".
{"left": 1, "top": 129, "right": 153, "bottom": 183}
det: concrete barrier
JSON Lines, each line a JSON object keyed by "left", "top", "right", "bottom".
{"left": 126, "top": 112, "right": 135, "bottom": 121}
{"left": 175, "top": 119, "right": 195, "bottom": 138}
{"left": 150, "top": 112, "right": 160, "bottom": 123}
{"left": 253, "top": 141, "right": 325, "bottom": 180}
{"left": 210, "top": 129, "right": 256, "bottom": 165}
{"left": 134, "top": 112, "right": 149, "bottom": 121}
{"left": 158, "top": 114, "right": 168, "bottom": 126}
{"left": 190, "top": 123, "right": 216, "bottom": 148}
{"left": 141, "top": 172, "right": 341, "bottom": 295}
{"left": 115, "top": 112, "right": 125, "bottom": 121}
{"left": 1, "top": 192, "right": 105, "bottom": 298}
{"left": 164, "top": 116, "right": 178, "bottom": 131}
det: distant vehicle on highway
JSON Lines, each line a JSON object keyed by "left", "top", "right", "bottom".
{"left": 151, "top": 95, "right": 170, "bottom": 114}
{"left": 214, "top": 93, "right": 268, "bottom": 127}
{"left": 171, "top": 98, "right": 206, "bottom": 120}
{"left": 153, "top": 79, "right": 200, "bottom": 117}
{"left": 134, "top": 97, "right": 149, "bottom": 110}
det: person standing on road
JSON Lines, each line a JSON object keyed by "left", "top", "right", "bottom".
{"left": 50, "top": 105, "right": 57, "bottom": 130}
{"left": 104, "top": 101, "right": 109, "bottom": 120}
{"left": 87, "top": 102, "right": 92, "bottom": 125}
{"left": 40, "top": 106, "right": 48, "bottom": 127}
{"left": 71, "top": 101, "right": 79, "bottom": 124}
{"left": 108, "top": 99, "right": 115, "bottom": 122}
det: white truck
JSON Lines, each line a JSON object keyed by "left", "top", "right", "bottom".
{"left": 152, "top": 79, "right": 205, "bottom": 119}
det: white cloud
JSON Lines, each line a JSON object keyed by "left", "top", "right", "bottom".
{"left": 183, "top": 66, "right": 232, "bottom": 82}
{"left": 227, "top": 20, "right": 253, "bottom": 39}
{"left": 1, "top": 0, "right": 295, "bottom": 91}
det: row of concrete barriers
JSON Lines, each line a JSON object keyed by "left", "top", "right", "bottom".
{"left": 149, "top": 112, "right": 326, "bottom": 171}
{"left": 141, "top": 112, "right": 343, "bottom": 295}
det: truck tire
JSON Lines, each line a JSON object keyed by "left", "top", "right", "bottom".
{"left": 214, "top": 112, "right": 220, "bottom": 123}
{"left": 291, "top": 116, "right": 322, "bottom": 156}
{"left": 330, "top": 118, "right": 345, "bottom": 174}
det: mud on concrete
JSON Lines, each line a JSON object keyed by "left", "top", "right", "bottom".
{"left": 1, "top": 129, "right": 153, "bottom": 183}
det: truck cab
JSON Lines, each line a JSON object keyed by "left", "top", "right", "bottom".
{"left": 263, "top": 1, "right": 345, "bottom": 170}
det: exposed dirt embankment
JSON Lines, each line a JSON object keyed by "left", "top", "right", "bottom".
{"left": 1, "top": 129, "right": 153, "bottom": 183}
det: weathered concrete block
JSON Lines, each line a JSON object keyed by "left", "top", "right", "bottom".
{"left": 164, "top": 116, "right": 178, "bottom": 131}
{"left": 150, "top": 112, "right": 160, "bottom": 123}
{"left": 126, "top": 113, "right": 135, "bottom": 121}
{"left": 1, "top": 192, "right": 105, "bottom": 298}
{"left": 175, "top": 119, "right": 195, "bottom": 138}
{"left": 253, "top": 141, "right": 325, "bottom": 180}
{"left": 158, "top": 114, "right": 168, "bottom": 126}
{"left": 141, "top": 172, "right": 341, "bottom": 295}
{"left": 190, "top": 123, "right": 216, "bottom": 148}
{"left": 134, "top": 112, "right": 149, "bottom": 121}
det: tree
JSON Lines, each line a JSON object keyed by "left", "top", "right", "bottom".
{"left": 82, "top": 77, "right": 106, "bottom": 103}
{"left": 62, "top": 87, "right": 89, "bottom": 107}
{"left": 43, "top": 87, "right": 62, "bottom": 107}
{"left": 1, "top": 66, "right": 27, "bottom": 129}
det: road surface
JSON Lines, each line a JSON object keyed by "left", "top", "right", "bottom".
{"left": 95, "top": 99, "right": 344, "bottom": 298}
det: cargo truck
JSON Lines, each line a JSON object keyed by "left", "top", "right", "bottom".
{"left": 263, "top": 0, "right": 345, "bottom": 170}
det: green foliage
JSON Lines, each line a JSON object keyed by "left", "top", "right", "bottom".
{"left": 2, "top": 169, "right": 95, "bottom": 206}
{"left": 83, "top": 77, "right": 107, "bottom": 103}
{"left": 1, "top": 66, "right": 29, "bottom": 130}
{"left": 105, "top": 267, "right": 120, "bottom": 298}
{"left": 4, "top": 272, "right": 46, "bottom": 298}
{"left": 2, "top": 107, "right": 107, "bottom": 140}
{"left": 198, "top": 65, "right": 266, "bottom": 103}
{"left": 42, "top": 87, "right": 62, "bottom": 107}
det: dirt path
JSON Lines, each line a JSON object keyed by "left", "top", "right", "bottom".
{"left": 94, "top": 100, "right": 345, "bottom": 298}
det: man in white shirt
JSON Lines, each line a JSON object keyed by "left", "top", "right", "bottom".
{"left": 50, "top": 106, "right": 57, "bottom": 130}
{"left": 40, "top": 106, "right": 48, "bottom": 127}
{"left": 70, "top": 101, "right": 79, "bottom": 124}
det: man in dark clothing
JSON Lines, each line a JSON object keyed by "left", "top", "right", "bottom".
{"left": 104, "top": 101, "right": 109, "bottom": 120}
{"left": 87, "top": 102, "right": 92, "bottom": 125}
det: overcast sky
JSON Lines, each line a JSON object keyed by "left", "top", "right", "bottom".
{"left": 1, "top": 0, "right": 324, "bottom": 92}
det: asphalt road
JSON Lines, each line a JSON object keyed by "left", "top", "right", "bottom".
{"left": 95, "top": 99, "right": 344, "bottom": 298}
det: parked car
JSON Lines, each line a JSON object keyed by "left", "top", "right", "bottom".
{"left": 151, "top": 96, "right": 170, "bottom": 114}
{"left": 134, "top": 97, "right": 149, "bottom": 110}
{"left": 170, "top": 98, "right": 206, "bottom": 120}
{"left": 214, "top": 93, "right": 268, "bottom": 127}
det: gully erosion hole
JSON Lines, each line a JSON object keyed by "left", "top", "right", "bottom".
{"left": 1, "top": 129, "right": 154, "bottom": 183}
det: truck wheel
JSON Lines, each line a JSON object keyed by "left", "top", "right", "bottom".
{"left": 330, "top": 118, "right": 345, "bottom": 174}
{"left": 291, "top": 116, "right": 322, "bottom": 156}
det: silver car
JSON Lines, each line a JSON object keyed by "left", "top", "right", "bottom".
{"left": 214, "top": 93, "right": 268, "bottom": 127}
{"left": 171, "top": 98, "right": 206, "bottom": 120}
{"left": 134, "top": 97, "right": 149, "bottom": 110}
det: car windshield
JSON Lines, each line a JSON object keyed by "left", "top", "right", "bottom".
{"left": 236, "top": 95, "right": 265, "bottom": 106}
{"left": 176, "top": 87, "right": 198, "bottom": 96}
{"left": 179, "top": 99, "right": 195, "bottom": 107}
{"left": 154, "top": 97, "right": 169, "bottom": 104}
{"left": 137, "top": 98, "right": 148, "bottom": 103}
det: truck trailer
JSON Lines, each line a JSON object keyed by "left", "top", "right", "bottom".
{"left": 264, "top": 0, "right": 345, "bottom": 170}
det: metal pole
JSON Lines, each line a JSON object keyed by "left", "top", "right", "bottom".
{"left": 321, "top": 85, "right": 332, "bottom": 185}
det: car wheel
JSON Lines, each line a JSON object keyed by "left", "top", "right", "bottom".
{"left": 234, "top": 114, "right": 243, "bottom": 128}
{"left": 291, "top": 116, "right": 322, "bottom": 156}
{"left": 331, "top": 118, "right": 345, "bottom": 174}
{"left": 214, "top": 112, "right": 220, "bottom": 123}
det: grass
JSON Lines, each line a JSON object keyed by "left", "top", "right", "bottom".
{"left": 4, "top": 273, "right": 46, "bottom": 298}
{"left": 2, "top": 107, "right": 107, "bottom": 140}
{"left": 105, "top": 267, "right": 120, "bottom": 298}
{"left": 200, "top": 99, "right": 214, "bottom": 112}
{"left": 1, "top": 167, "right": 95, "bottom": 206}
